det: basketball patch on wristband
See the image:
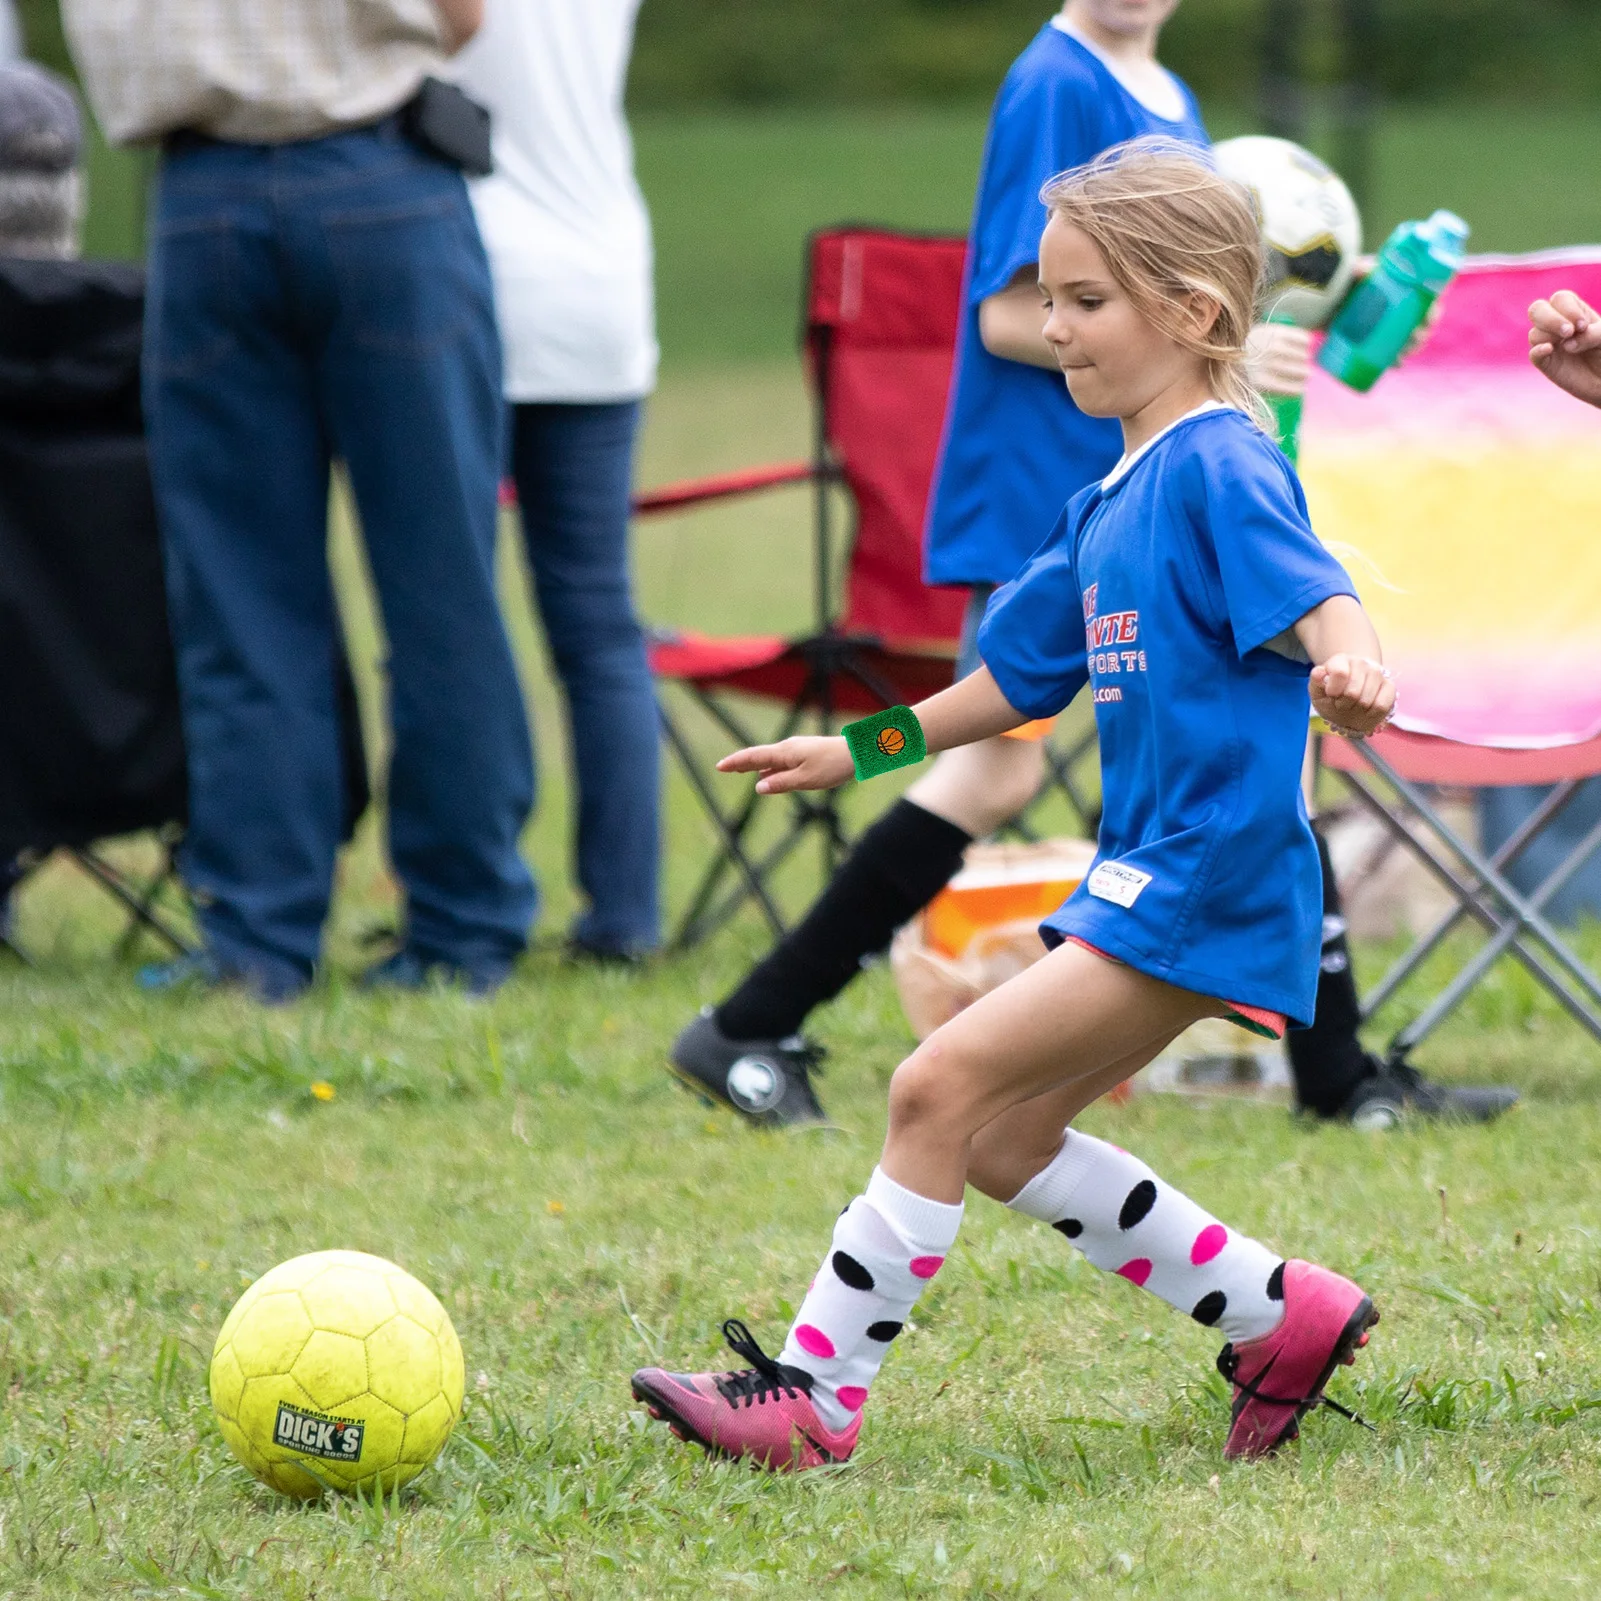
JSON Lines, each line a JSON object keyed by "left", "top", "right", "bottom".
{"left": 844, "top": 706, "right": 926, "bottom": 780}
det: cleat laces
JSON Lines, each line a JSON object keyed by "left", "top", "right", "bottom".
{"left": 712, "top": 1319, "right": 816, "bottom": 1409}
{"left": 1216, "top": 1343, "right": 1377, "bottom": 1435}
{"left": 779, "top": 1036, "right": 828, "bottom": 1080}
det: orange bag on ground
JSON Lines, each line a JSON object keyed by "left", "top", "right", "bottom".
{"left": 890, "top": 839, "right": 1095, "bottom": 1040}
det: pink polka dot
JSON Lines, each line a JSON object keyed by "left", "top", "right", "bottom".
{"left": 794, "top": 1324, "right": 835, "bottom": 1360}
{"left": 909, "top": 1255, "right": 945, "bottom": 1279}
{"left": 836, "top": 1385, "right": 869, "bottom": 1412}
{"left": 1116, "top": 1258, "right": 1153, "bottom": 1287}
{"left": 1191, "top": 1224, "right": 1227, "bottom": 1266}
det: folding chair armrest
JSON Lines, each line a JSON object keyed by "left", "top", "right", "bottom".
{"left": 632, "top": 460, "right": 816, "bottom": 518}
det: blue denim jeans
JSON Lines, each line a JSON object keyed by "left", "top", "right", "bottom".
{"left": 145, "top": 123, "right": 536, "bottom": 991}
{"left": 511, "top": 401, "right": 660, "bottom": 952}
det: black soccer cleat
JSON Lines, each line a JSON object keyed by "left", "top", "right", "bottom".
{"left": 1330, "top": 1060, "right": 1519, "bottom": 1130}
{"left": 669, "top": 1007, "right": 829, "bottom": 1127}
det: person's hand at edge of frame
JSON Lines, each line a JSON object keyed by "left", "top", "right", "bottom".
{"left": 718, "top": 736, "right": 856, "bottom": 796}
{"left": 1529, "top": 289, "right": 1601, "bottom": 409}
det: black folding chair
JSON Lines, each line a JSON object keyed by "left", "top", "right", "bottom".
{"left": 0, "top": 257, "right": 367, "bottom": 963}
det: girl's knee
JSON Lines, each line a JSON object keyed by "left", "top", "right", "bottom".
{"left": 887, "top": 1038, "right": 983, "bottom": 1134}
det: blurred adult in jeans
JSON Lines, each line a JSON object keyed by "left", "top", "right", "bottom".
{"left": 61, "top": 0, "right": 536, "bottom": 1000}
{"left": 455, "top": 0, "right": 660, "bottom": 961}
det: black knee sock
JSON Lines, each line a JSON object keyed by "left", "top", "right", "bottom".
{"left": 1287, "top": 827, "right": 1379, "bottom": 1115}
{"left": 715, "top": 798, "right": 972, "bottom": 1041}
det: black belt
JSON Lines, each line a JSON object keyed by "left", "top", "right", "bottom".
{"left": 162, "top": 111, "right": 402, "bottom": 157}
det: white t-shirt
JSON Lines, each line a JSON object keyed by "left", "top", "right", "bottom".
{"left": 453, "top": 0, "right": 658, "bottom": 403}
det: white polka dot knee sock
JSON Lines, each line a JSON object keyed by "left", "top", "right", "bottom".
{"left": 778, "top": 1167, "right": 964, "bottom": 1432}
{"left": 1007, "top": 1130, "right": 1285, "bottom": 1345}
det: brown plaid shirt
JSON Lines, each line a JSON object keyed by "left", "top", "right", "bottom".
{"left": 62, "top": 0, "right": 448, "bottom": 144}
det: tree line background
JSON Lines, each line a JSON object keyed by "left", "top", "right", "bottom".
{"left": 16, "top": 0, "right": 1601, "bottom": 110}
{"left": 628, "top": 0, "right": 1592, "bottom": 108}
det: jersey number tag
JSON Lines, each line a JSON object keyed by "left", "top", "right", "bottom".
{"left": 1087, "top": 861, "right": 1153, "bottom": 908}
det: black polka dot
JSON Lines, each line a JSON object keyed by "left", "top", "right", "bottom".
{"left": 831, "top": 1251, "right": 875, "bottom": 1291}
{"left": 866, "top": 1320, "right": 903, "bottom": 1342}
{"left": 1190, "top": 1290, "right": 1228, "bottom": 1327}
{"left": 1267, "top": 1262, "right": 1286, "bottom": 1301}
{"left": 1118, "top": 1179, "right": 1158, "bottom": 1231}
{"left": 1053, "top": 1217, "right": 1084, "bottom": 1239}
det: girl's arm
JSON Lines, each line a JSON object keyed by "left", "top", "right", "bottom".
{"left": 977, "top": 273, "right": 1059, "bottom": 371}
{"left": 1293, "top": 594, "right": 1397, "bottom": 737}
{"left": 718, "top": 667, "right": 1028, "bottom": 795}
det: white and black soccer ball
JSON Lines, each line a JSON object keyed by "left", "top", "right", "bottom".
{"left": 1213, "top": 135, "right": 1363, "bottom": 329}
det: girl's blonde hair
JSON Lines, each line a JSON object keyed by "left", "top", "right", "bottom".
{"left": 1040, "top": 137, "right": 1269, "bottom": 426}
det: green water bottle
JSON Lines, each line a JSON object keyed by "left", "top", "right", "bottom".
{"left": 1263, "top": 309, "right": 1305, "bottom": 463}
{"left": 1317, "top": 210, "right": 1470, "bottom": 393}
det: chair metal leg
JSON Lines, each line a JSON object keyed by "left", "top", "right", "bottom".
{"left": 666, "top": 688, "right": 833, "bottom": 949}
{"left": 1338, "top": 770, "right": 1589, "bottom": 1021}
{"left": 112, "top": 842, "right": 189, "bottom": 961}
{"left": 678, "top": 800, "right": 829, "bottom": 948}
{"left": 1388, "top": 811, "right": 1601, "bottom": 1057}
{"left": 1359, "top": 777, "right": 1583, "bottom": 1018}
{"left": 1010, "top": 726, "right": 1101, "bottom": 841}
{"left": 70, "top": 847, "right": 193, "bottom": 956}
{"left": 1359, "top": 745, "right": 1601, "bottom": 1009}
{"left": 659, "top": 702, "right": 787, "bottom": 948}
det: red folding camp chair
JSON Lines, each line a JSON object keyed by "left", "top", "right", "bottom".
{"left": 639, "top": 226, "right": 1097, "bottom": 949}
{"left": 1302, "top": 248, "right": 1601, "bottom": 1065}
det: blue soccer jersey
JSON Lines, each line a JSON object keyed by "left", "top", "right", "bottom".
{"left": 976, "top": 407, "right": 1358, "bottom": 1025}
{"left": 924, "top": 23, "right": 1208, "bottom": 590}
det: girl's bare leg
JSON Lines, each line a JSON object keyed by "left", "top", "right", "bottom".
{"left": 879, "top": 940, "right": 1221, "bottom": 1203}
{"left": 964, "top": 1024, "right": 1192, "bottom": 1203}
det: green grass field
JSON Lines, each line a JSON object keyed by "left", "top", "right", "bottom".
{"left": 6, "top": 104, "right": 1601, "bottom": 1597}
{"left": 633, "top": 104, "right": 1601, "bottom": 368}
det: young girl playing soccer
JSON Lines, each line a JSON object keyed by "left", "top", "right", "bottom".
{"left": 632, "top": 138, "right": 1398, "bottom": 1470}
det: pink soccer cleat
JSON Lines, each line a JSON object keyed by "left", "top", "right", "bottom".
{"left": 1217, "top": 1259, "right": 1379, "bottom": 1460}
{"left": 631, "top": 1319, "right": 861, "bottom": 1472}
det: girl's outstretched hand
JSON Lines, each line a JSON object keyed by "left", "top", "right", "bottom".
{"left": 1310, "top": 654, "right": 1396, "bottom": 738}
{"left": 1529, "top": 290, "right": 1601, "bottom": 408}
{"left": 717, "top": 735, "right": 855, "bottom": 795}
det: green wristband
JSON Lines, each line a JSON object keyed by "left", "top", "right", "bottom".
{"left": 843, "top": 705, "right": 927, "bottom": 781}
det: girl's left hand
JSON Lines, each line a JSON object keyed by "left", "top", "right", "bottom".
{"left": 717, "top": 734, "right": 856, "bottom": 794}
{"left": 1310, "top": 654, "right": 1396, "bottom": 738}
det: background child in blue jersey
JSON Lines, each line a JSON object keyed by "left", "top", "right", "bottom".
{"left": 669, "top": 0, "right": 1509, "bottom": 1132}
{"left": 634, "top": 141, "right": 1396, "bottom": 1473}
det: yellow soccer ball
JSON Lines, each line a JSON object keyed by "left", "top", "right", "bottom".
{"left": 209, "top": 1249, "right": 465, "bottom": 1499}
